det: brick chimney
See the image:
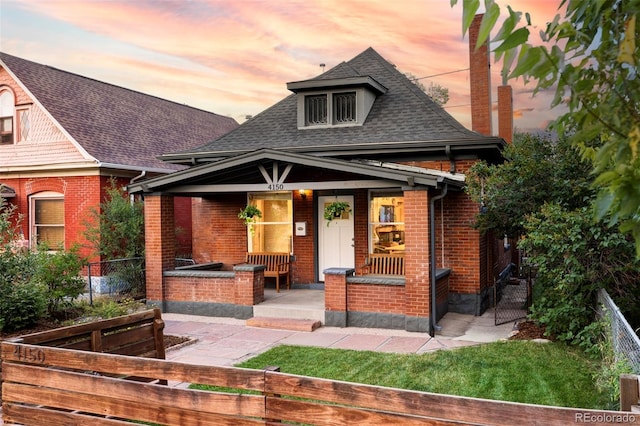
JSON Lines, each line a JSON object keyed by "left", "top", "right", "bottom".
{"left": 469, "top": 14, "right": 492, "bottom": 136}
{"left": 497, "top": 85, "right": 513, "bottom": 143}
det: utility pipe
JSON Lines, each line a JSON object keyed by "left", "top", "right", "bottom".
{"left": 429, "top": 184, "right": 448, "bottom": 337}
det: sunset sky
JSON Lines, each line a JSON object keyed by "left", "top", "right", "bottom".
{"left": 1, "top": 0, "right": 563, "bottom": 131}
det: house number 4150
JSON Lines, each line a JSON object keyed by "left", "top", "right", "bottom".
{"left": 13, "top": 345, "right": 46, "bottom": 363}
{"left": 267, "top": 184, "right": 284, "bottom": 190}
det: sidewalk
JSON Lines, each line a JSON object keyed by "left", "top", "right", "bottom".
{"left": 162, "top": 308, "right": 516, "bottom": 368}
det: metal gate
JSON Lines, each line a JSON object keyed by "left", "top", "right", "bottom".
{"left": 494, "top": 264, "right": 531, "bottom": 325}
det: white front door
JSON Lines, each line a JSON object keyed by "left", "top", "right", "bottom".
{"left": 318, "top": 195, "right": 355, "bottom": 281}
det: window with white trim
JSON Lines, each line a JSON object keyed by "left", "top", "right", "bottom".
{"left": 0, "top": 91, "right": 14, "bottom": 145}
{"left": 247, "top": 192, "right": 292, "bottom": 253}
{"left": 31, "top": 192, "right": 65, "bottom": 249}
{"left": 369, "top": 191, "right": 405, "bottom": 254}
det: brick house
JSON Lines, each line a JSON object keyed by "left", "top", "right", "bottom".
{"left": 130, "top": 39, "right": 514, "bottom": 335}
{"left": 0, "top": 52, "right": 237, "bottom": 261}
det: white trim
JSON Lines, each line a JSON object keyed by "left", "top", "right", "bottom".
{"left": 0, "top": 58, "right": 98, "bottom": 162}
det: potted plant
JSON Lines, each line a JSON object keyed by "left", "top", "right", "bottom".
{"left": 238, "top": 205, "right": 262, "bottom": 234}
{"left": 324, "top": 201, "right": 350, "bottom": 226}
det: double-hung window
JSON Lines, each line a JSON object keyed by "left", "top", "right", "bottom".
{"left": 31, "top": 192, "right": 65, "bottom": 249}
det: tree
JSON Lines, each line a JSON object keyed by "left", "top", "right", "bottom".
{"left": 466, "top": 133, "right": 593, "bottom": 237}
{"left": 453, "top": 0, "right": 640, "bottom": 255}
{"left": 84, "top": 178, "right": 145, "bottom": 259}
{"left": 404, "top": 72, "right": 450, "bottom": 105}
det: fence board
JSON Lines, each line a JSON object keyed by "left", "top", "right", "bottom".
{"left": 3, "top": 383, "right": 263, "bottom": 426}
{"left": 2, "top": 362, "right": 265, "bottom": 419}
{"left": 1, "top": 341, "right": 265, "bottom": 390}
{"left": 266, "top": 398, "right": 457, "bottom": 425}
{"left": 3, "top": 404, "right": 134, "bottom": 426}
{"left": 15, "top": 309, "right": 160, "bottom": 345}
{"left": 265, "top": 371, "right": 634, "bottom": 426}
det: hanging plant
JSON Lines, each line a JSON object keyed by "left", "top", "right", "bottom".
{"left": 238, "top": 205, "right": 262, "bottom": 234}
{"left": 324, "top": 201, "right": 351, "bottom": 226}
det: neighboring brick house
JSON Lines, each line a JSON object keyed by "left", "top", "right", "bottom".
{"left": 0, "top": 52, "right": 238, "bottom": 261}
{"left": 129, "top": 41, "right": 514, "bottom": 335}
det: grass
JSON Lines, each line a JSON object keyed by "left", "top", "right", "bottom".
{"left": 192, "top": 340, "right": 610, "bottom": 409}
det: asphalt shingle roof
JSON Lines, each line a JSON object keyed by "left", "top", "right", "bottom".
{"left": 172, "top": 47, "right": 501, "bottom": 159}
{"left": 0, "top": 52, "right": 238, "bottom": 171}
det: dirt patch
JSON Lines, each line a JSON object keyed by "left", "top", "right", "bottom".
{"left": 510, "top": 320, "right": 552, "bottom": 341}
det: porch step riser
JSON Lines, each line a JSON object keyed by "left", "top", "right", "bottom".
{"left": 252, "top": 305, "right": 325, "bottom": 323}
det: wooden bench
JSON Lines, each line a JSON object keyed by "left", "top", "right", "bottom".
{"left": 360, "top": 253, "right": 405, "bottom": 275}
{"left": 245, "top": 252, "right": 291, "bottom": 292}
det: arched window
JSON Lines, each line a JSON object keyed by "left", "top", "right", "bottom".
{"left": 0, "top": 90, "right": 15, "bottom": 145}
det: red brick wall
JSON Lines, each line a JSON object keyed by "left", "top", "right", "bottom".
{"left": 192, "top": 194, "right": 248, "bottom": 267}
{"left": 292, "top": 190, "right": 315, "bottom": 283}
{"left": 440, "top": 191, "right": 484, "bottom": 295}
{"left": 164, "top": 276, "right": 235, "bottom": 303}
{"left": 348, "top": 283, "right": 406, "bottom": 314}
{"left": 2, "top": 175, "right": 102, "bottom": 261}
{"left": 144, "top": 194, "right": 175, "bottom": 301}
{"left": 174, "top": 196, "right": 193, "bottom": 257}
{"left": 403, "top": 189, "right": 431, "bottom": 318}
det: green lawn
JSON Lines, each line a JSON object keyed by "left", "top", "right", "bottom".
{"left": 193, "top": 340, "right": 610, "bottom": 409}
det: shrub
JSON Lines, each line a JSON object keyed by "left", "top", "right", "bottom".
{"left": 0, "top": 197, "right": 47, "bottom": 331}
{"left": 0, "top": 280, "right": 47, "bottom": 332}
{"left": 31, "top": 244, "right": 88, "bottom": 317}
{"left": 521, "top": 204, "right": 640, "bottom": 344}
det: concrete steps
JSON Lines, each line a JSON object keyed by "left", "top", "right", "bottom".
{"left": 246, "top": 317, "right": 322, "bottom": 332}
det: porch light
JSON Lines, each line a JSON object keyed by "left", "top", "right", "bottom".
{"left": 299, "top": 189, "right": 308, "bottom": 199}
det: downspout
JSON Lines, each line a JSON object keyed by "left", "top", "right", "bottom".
{"left": 129, "top": 171, "right": 146, "bottom": 204}
{"left": 429, "top": 183, "right": 448, "bottom": 337}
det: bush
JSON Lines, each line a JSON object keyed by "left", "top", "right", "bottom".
{"left": 31, "top": 244, "right": 88, "bottom": 317}
{"left": 0, "top": 280, "right": 47, "bottom": 332}
{"left": 521, "top": 204, "right": 640, "bottom": 344}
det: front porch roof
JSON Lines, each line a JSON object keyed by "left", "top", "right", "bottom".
{"left": 128, "top": 148, "right": 465, "bottom": 195}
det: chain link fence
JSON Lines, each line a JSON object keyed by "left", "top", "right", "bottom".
{"left": 87, "top": 257, "right": 145, "bottom": 304}
{"left": 597, "top": 288, "right": 640, "bottom": 374}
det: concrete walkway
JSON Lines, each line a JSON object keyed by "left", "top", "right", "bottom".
{"left": 162, "top": 307, "right": 517, "bottom": 368}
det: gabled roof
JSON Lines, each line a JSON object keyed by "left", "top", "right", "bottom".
{"left": 160, "top": 47, "right": 504, "bottom": 164}
{"left": 128, "top": 148, "right": 465, "bottom": 195}
{"left": 0, "top": 52, "right": 238, "bottom": 172}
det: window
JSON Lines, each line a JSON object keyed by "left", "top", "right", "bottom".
{"left": 304, "top": 92, "right": 357, "bottom": 127}
{"left": 247, "top": 192, "right": 292, "bottom": 253}
{"left": 305, "top": 95, "right": 327, "bottom": 125}
{"left": 0, "top": 91, "right": 14, "bottom": 145}
{"left": 333, "top": 92, "right": 356, "bottom": 123}
{"left": 369, "top": 192, "right": 404, "bottom": 254}
{"left": 31, "top": 192, "right": 64, "bottom": 249}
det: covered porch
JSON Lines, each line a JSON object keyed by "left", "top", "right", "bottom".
{"left": 132, "top": 149, "right": 473, "bottom": 335}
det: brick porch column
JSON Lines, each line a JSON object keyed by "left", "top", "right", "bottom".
{"left": 233, "top": 264, "right": 265, "bottom": 306}
{"left": 403, "top": 189, "right": 431, "bottom": 332}
{"left": 145, "top": 194, "right": 175, "bottom": 309}
{"left": 324, "top": 267, "right": 354, "bottom": 327}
